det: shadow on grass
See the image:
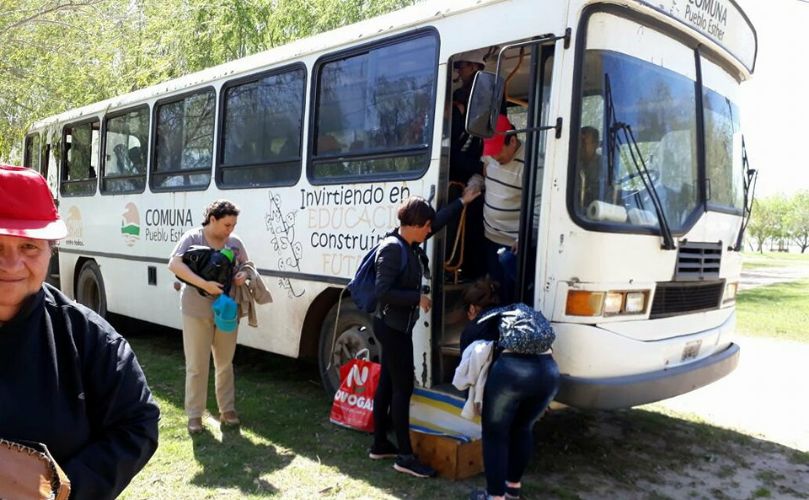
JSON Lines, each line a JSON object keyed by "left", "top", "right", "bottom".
{"left": 188, "top": 427, "right": 291, "bottom": 495}
{"left": 118, "top": 318, "right": 809, "bottom": 499}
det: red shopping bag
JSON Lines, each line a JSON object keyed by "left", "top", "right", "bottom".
{"left": 329, "top": 352, "right": 381, "bottom": 433}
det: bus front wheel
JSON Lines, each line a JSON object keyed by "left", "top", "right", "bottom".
{"left": 318, "top": 300, "right": 380, "bottom": 396}
{"left": 76, "top": 261, "right": 107, "bottom": 318}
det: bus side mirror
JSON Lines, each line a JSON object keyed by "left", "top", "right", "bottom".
{"left": 465, "top": 71, "right": 505, "bottom": 138}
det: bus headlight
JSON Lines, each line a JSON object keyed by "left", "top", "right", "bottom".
{"left": 604, "top": 292, "right": 624, "bottom": 314}
{"left": 565, "top": 290, "right": 649, "bottom": 317}
{"left": 624, "top": 291, "right": 647, "bottom": 313}
{"left": 723, "top": 282, "right": 738, "bottom": 303}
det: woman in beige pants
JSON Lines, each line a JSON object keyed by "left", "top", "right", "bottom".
{"left": 168, "top": 200, "right": 249, "bottom": 434}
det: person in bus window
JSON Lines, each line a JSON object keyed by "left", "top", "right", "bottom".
{"left": 0, "top": 165, "right": 159, "bottom": 499}
{"left": 168, "top": 199, "right": 250, "bottom": 434}
{"left": 577, "top": 126, "right": 605, "bottom": 209}
{"left": 370, "top": 190, "right": 480, "bottom": 478}
{"left": 481, "top": 115, "right": 524, "bottom": 304}
{"left": 452, "top": 48, "right": 488, "bottom": 111}
{"left": 128, "top": 146, "right": 145, "bottom": 173}
{"left": 317, "top": 133, "right": 342, "bottom": 154}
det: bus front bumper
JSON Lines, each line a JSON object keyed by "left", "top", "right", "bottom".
{"left": 555, "top": 342, "right": 740, "bottom": 409}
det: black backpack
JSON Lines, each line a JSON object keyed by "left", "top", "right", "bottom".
{"left": 347, "top": 236, "right": 408, "bottom": 313}
{"left": 179, "top": 245, "right": 235, "bottom": 296}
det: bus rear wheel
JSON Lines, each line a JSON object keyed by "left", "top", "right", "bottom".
{"left": 76, "top": 261, "right": 107, "bottom": 318}
{"left": 318, "top": 300, "right": 380, "bottom": 396}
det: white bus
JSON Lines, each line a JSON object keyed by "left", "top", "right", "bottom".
{"left": 23, "top": 0, "right": 757, "bottom": 409}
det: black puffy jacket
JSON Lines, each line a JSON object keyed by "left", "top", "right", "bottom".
{"left": 374, "top": 199, "right": 464, "bottom": 333}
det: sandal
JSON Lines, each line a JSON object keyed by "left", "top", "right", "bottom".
{"left": 505, "top": 484, "right": 521, "bottom": 499}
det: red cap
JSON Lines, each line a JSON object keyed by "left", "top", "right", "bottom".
{"left": 0, "top": 165, "right": 67, "bottom": 240}
{"left": 482, "top": 115, "right": 512, "bottom": 157}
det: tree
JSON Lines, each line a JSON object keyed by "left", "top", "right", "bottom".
{"left": 0, "top": 0, "right": 417, "bottom": 162}
{"left": 747, "top": 195, "right": 789, "bottom": 253}
{"left": 786, "top": 190, "right": 809, "bottom": 253}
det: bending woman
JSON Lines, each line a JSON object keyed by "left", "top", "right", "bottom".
{"left": 461, "top": 277, "right": 560, "bottom": 500}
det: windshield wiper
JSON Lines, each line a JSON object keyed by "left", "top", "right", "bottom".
{"left": 604, "top": 75, "right": 676, "bottom": 250}
{"left": 733, "top": 136, "right": 758, "bottom": 251}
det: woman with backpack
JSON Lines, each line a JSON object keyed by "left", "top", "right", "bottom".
{"left": 460, "top": 278, "right": 561, "bottom": 500}
{"left": 168, "top": 199, "right": 249, "bottom": 434}
{"left": 369, "top": 190, "right": 480, "bottom": 478}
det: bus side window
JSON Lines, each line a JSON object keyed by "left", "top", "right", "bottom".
{"left": 24, "top": 133, "right": 41, "bottom": 171}
{"left": 218, "top": 66, "right": 305, "bottom": 188}
{"left": 310, "top": 30, "right": 438, "bottom": 182}
{"left": 102, "top": 106, "right": 148, "bottom": 194}
{"left": 61, "top": 119, "right": 99, "bottom": 197}
{"left": 151, "top": 88, "right": 215, "bottom": 191}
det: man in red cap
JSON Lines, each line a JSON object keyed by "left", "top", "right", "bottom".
{"left": 481, "top": 115, "right": 524, "bottom": 303}
{"left": 0, "top": 165, "right": 159, "bottom": 499}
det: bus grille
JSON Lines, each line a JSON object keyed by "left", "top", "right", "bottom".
{"left": 674, "top": 241, "right": 722, "bottom": 281}
{"left": 650, "top": 281, "right": 724, "bottom": 318}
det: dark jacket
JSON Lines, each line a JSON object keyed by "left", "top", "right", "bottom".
{"left": 374, "top": 199, "right": 464, "bottom": 333}
{"left": 0, "top": 284, "right": 160, "bottom": 500}
{"left": 459, "top": 306, "right": 501, "bottom": 355}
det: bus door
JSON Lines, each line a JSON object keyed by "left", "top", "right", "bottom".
{"left": 515, "top": 45, "right": 556, "bottom": 306}
{"left": 434, "top": 40, "right": 557, "bottom": 385}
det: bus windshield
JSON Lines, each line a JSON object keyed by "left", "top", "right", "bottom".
{"left": 572, "top": 11, "right": 747, "bottom": 234}
{"left": 575, "top": 48, "right": 699, "bottom": 231}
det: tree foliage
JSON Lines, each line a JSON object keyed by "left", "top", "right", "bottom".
{"left": 786, "top": 191, "right": 809, "bottom": 253}
{"left": 747, "top": 191, "right": 809, "bottom": 253}
{"left": 0, "top": 0, "right": 416, "bottom": 161}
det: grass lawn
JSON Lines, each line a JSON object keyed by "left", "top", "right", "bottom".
{"left": 113, "top": 251, "right": 809, "bottom": 497}
{"left": 736, "top": 250, "right": 809, "bottom": 343}
{"left": 118, "top": 324, "right": 809, "bottom": 499}
{"left": 741, "top": 251, "right": 809, "bottom": 270}
{"left": 736, "top": 279, "right": 809, "bottom": 343}
{"left": 119, "top": 326, "right": 476, "bottom": 499}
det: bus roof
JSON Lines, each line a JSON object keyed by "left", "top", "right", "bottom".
{"left": 31, "top": 0, "right": 756, "bottom": 129}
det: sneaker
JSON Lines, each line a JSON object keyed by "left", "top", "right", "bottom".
{"left": 368, "top": 440, "right": 398, "bottom": 460}
{"left": 393, "top": 454, "right": 436, "bottom": 478}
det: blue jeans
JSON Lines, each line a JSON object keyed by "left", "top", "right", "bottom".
{"left": 481, "top": 353, "right": 560, "bottom": 496}
{"left": 484, "top": 239, "right": 516, "bottom": 304}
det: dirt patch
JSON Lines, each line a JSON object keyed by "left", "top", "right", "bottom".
{"left": 505, "top": 334, "right": 809, "bottom": 499}
{"left": 651, "top": 335, "right": 809, "bottom": 453}
{"left": 517, "top": 409, "right": 809, "bottom": 499}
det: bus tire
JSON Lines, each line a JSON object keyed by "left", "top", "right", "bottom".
{"left": 76, "top": 261, "right": 107, "bottom": 318}
{"left": 318, "top": 300, "right": 380, "bottom": 396}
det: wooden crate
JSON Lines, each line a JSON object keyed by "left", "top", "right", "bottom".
{"left": 409, "top": 430, "right": 483, "bottom": 480}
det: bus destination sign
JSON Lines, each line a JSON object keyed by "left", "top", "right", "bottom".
{"left": 639, "top": 0, "right": 757, "bottom": 72}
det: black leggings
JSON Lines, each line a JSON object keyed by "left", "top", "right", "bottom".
{"left": 372, "top": 317, "right": 415, "bottom": 455}
{"left": 482, "top": 353, "right": 560, "bottom": 496}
